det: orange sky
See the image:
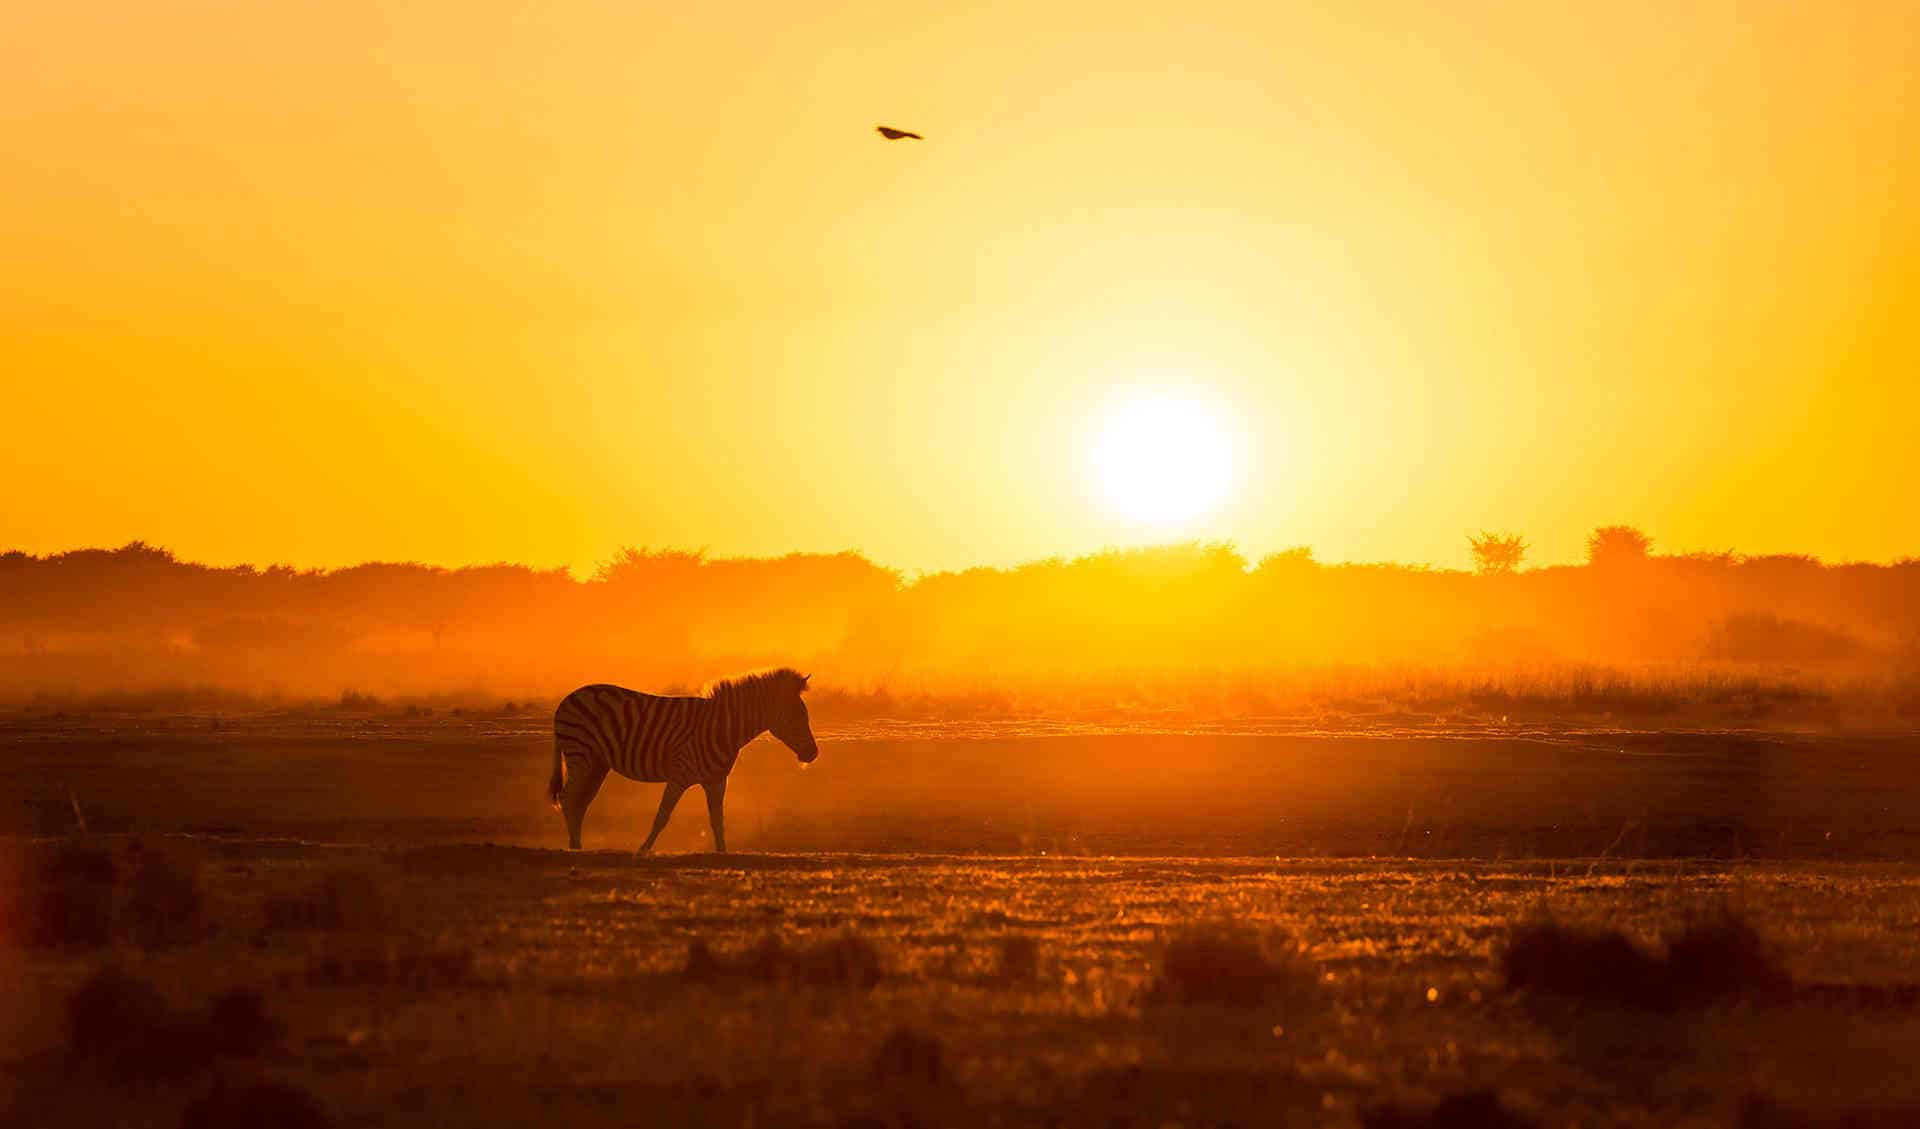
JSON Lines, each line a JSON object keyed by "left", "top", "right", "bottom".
{"left": 4, "top": 2, "right": 1917, "bottom": 575}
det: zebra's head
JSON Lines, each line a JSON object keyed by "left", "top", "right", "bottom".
{"left": 767, "top": 671, "right": 818, "bottom": 764}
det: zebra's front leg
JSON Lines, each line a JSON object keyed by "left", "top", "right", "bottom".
{"left": 703, "top": 775, "right": 728, "bottom": 853}
{"left": 638, "top": 781, "right": 688, "bottom": 856}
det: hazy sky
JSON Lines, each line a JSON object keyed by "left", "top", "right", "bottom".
{"left": 5, "top": 1, "right": 1916, "bottom": 574}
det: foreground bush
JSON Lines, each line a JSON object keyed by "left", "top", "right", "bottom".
{"left": 1500, "top": 921, "right": 1672, "bottom": 1009}
{"left": 67, "top": 969, "right": 289, "bottom": 1084}
{"left": 67, "top": 967, "right": 172, "bottom": 1060}
{"left": 1502, "top": 914, "right": 1792, "bottom": 1010}
{"left": 1148, "top": 925, "right": 1319, "bottom": 1009}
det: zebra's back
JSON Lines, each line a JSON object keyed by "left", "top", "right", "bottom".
{"left": 555, "top": 683, "right": 707, "bottom": 782}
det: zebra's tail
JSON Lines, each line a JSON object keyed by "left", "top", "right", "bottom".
{"left": 548, "top": 734, "right": 565, "bottom": 811}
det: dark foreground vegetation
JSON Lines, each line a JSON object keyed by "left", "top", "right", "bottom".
{"left": 4, "top": 538, "right": 1918, "bottom": 725}
{"left": 4, "top": 840, "right": 1918, "bottom": 1128}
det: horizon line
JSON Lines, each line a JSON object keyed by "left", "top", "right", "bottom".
{"left": 7, "top": 536, "right": 1917, "bottom": 580}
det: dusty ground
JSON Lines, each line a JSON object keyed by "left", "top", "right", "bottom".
{"left": 3, "top": 719, "right": 1919, "bottom": 1126}
{"left": 5, "top": 717, "right": 1919, "bottom": 857}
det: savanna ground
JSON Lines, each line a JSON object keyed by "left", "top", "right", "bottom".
{"left": 4, "top": 714, "right": 1919, "bottom": 1127}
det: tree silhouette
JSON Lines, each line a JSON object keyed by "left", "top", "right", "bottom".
{"left": 1469, "top": 531, "right": 1528, "bottom": 576}
{"left": 1586, "top": 525, "right": 1652, "bottom": 567}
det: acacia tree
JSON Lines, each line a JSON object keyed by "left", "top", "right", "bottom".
{"left": 1586, "top": 525, "right": 1652, "bottom": 567}
{"left": 1469, "top": 531, "right": 1528, "bottom": 576}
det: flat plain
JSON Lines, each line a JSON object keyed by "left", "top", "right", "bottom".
{"left": 4, "top": 715, "right": 1919, "bottom": 1127}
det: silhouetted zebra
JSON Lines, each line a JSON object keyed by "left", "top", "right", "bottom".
{"left": 549, "top": 668, "right": 817, "bottom": 853}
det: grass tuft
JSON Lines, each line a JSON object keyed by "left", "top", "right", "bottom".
{"left": 263, "top": 869, "right": 386, "bottom": 933}
{"left": 684, "top": 932, "right": 886, "bottom": 990}
{"left": 307, "top": 943, "right": 474, "bottom": 990}
{"left": 1149, "top": 924, "right": 1319, "bottom": 1009}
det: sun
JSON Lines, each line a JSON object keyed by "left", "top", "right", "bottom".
{"left": 1084, "top": 385, "right": 1240, "bottom": 529}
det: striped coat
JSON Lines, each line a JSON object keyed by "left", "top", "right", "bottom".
{"left": 549, "top": 668, "right": 816, "bottom": 853}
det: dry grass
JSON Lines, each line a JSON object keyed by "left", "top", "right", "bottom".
{"left": 684, "top": 932, "right": 886, "bottom": 990}
{"left": 5, "top": 847, "right": 1918, "bottom": 1127}
{"left": 262, "top": 869, "right": 386, "bottom": 933}
{"left": 305, "top": 942, "right": 475, "bottom": 991}
{"left": 15, "top": 841, "right": 205, "bottom": 951}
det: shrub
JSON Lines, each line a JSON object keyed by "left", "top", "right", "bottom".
{"left": 1469, "top": 532, "right": 1528, "bottom": 576}
{"left": 1664, "top": 916, "right": 1793, "bottom": 1005}
{"left": 1149, "top": 925, "right": 1318, "bottom": 1009}
{"left": 67, "top": 967, "right": 217, "bottom": 1080}
{"left": 67, "top": 967, "right": 170, "bottom": 1060}
{"left": 1501, "top": 914, "right": 1793, "bottom": 1010}
{"left": 1586, "top": 525, "right": 1652, "bottom": 567}
{"left": 1500, "top": 921, "right": 1672, "bottom": 1009}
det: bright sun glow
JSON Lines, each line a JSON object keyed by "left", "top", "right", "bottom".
{"left": 1086, "top": 386, "right": 1238, "bottom": 528}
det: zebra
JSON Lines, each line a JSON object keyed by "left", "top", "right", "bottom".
{"left": 548, "top": 668, "right": 818, "bottom": 853}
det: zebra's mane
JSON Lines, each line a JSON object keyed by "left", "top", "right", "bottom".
{"left": 701, "top": 667, "right": 810, "bottom": 700}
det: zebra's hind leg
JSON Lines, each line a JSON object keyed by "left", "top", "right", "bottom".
{"left": 560, "top": 759, "right": 607, "bottom": 850}
{"left": 703, "top": 775, "right": 728, "bottom": 853}
{"left": 638, "top": 782, "right": 689, "bottom": 856}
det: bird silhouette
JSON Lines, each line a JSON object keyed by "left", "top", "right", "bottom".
{"left": 876, "top": 126, "right": 923, "bottom": 140}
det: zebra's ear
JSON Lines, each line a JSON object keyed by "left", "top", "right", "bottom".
{"left": 800, "top": 673, "right": 812, "bottom": 692}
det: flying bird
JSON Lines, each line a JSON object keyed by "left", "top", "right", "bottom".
{"left": 876, "top": 126, "right": 923, "bottom": 140}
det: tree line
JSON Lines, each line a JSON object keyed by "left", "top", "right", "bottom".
{"left": 3, "top": 533, "right": 1916, "bottom": 708}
